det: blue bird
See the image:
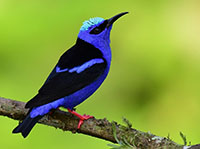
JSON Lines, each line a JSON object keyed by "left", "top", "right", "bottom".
{"left": 12, "top": 12, "right": 128, "bottom": 138}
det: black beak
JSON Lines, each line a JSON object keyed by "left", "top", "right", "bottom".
{"left": 106, "top": 12, "right": 128, "bottom": 28}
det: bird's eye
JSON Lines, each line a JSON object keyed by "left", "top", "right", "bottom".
{"left": 90, "top": 27, "right": 102, "bottom": 34}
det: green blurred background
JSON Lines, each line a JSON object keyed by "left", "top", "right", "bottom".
{"left": 1, "top": 0, "right": 200, "bottom": 148}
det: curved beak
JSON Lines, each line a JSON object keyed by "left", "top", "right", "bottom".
{"left": 106, "top": 12, "right": 129, "bottom": 28}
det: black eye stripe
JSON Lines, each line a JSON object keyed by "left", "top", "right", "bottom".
{"left": 90, "top": 20, "right": 108, "bottom": 35}
{"left": 98, "top": 20, "right": 108, "bottom": 29}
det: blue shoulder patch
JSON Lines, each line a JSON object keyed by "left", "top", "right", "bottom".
{"left": 80, "top": 17, "right": 105, "bottom": 31}
{"left": 56, "top": 58, "right": 104, "bottom": 74}
{"left": 69, "top": 58, "right": 104, "bottom": 73}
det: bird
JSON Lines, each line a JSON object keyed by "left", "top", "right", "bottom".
{"left": 12, "top": 12, "right": 128, "bottom": 138}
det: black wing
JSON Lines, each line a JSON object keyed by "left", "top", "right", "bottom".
{"left": 25, "top": 38, "right": 107, "bottom": 108}
{"left": 44, "top": 38, "right": 104, "bottom": 83}
{"left": 25, "top": 62, "right": 106, "bottom": 108}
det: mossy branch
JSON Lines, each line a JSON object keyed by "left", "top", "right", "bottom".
{"left": 0, "top": 97, "right": 199, "bottom": 148}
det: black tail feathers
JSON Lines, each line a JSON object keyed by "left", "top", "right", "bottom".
{"left": 12, "top": 114, "right": 42, "bottom": 138}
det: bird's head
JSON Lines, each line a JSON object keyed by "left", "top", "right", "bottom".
{"left": 78, "top": 12, "right": 128, "bottom": 49}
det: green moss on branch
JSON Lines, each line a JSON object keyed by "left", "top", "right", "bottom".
{"left": 0, "top": 97, "right": 198, "bottom": 148}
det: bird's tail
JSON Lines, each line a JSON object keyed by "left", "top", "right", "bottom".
{"left": 12, "top": 112, "right": 43, "bottom": 138}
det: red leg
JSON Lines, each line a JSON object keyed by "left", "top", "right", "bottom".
{"left": 67, "top": 108, "right": 93, "bottom": 129}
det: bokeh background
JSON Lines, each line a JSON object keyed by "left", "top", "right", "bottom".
{"left": 1, "top": 0, "right": 200, "bottom": 148}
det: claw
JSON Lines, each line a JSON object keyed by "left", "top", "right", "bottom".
{"left": 67, "top": 108, "right": 93, "bottom": 129}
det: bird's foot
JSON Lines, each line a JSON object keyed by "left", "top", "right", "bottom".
{"left": 67, "top": 108, "right": 93, "bottom": 129}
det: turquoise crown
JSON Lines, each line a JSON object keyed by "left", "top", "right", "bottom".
{"left": 80, "top": 17, "right": 104, "bottom": 31}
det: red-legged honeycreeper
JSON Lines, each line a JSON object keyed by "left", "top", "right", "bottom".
{"left": 12, "top": 12, "right": 128, "bottom": 138}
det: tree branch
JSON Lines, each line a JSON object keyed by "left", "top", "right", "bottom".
{"left": 0, "top": 97, "right": 199, "bottom": 148}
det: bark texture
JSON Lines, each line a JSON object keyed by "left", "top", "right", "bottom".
{"left": 0, "top": 97, "right": 199, "bottom": 149}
